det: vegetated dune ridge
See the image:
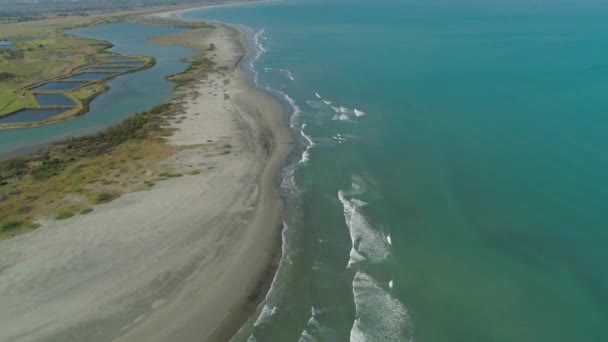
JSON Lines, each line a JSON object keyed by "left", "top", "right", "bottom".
{"left": 0, "top": 22, "right": 292, "bottom": 342}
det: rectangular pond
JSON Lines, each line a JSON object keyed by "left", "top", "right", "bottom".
{"left": 102, "top": 61, "right": 146, "bottom": 65}
{"left": 65, "top": 72, "right": 117, "bottom": 80}
{"left": 0, "top": 108, "right": 67, "bottom": 124}
{"left": 33, "top": 81, "right": 88, "bottom": 91}
{"left": 85, "top": 66, "right": 135, "bottom": 72}
{"left": 103, "top": 56, "right": 139, "bottom": 62}
{"left": 35, "top": 93, "right": 76, "bottom": 107}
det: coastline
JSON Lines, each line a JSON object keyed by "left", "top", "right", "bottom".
{"left": 0, "top": 14, "right": 292, "bottom": 342}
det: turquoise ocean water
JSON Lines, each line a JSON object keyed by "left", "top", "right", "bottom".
{"left": 184, "top": 1, "right": 608, "bottom": 341}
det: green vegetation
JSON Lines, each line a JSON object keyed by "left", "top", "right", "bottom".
{"left": 0, "top": 102, "right": 178, "bottom": 237}
{"left": 0, "top": 72, "right": 15, "bottom": 81}
{"left": 0, "top": 220, "right": 21, "bottom": 231}
{"left": 55, "top": 211, "right": 74, "bottom": 220}
{"left": 80, "top": 208, "right": 93, "bottom": 215}
{"left": 91, "top": 192, "right": 117, "bottom": 204}
{"left": 0, "top": 13, "right": 224, "bottom": 240}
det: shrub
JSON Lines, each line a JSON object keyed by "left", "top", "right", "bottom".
{"left": 55, "top": 211, "right": 74, "bottom": 220}
{"left": 0, "top": 220, "right": 21, "bottom": 231}
{"left": 91, "top": 192, "right": 115, "bottom": 204}
{"left": 0, "top": 72, "right": 15, "bottom": 81}
{"left": 80, "top": 208, "right": 93, "bottom": 215}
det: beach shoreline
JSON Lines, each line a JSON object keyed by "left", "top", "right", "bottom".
{"left": 0, "top": 11, "right": 292, "bottom": 342}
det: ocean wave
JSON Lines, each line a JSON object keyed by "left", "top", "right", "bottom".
{"left": 253, "top": 304, "right": 278, "bottom": 327}
{"left": 350, "top": 272, "right": 412, "bottom": 342}
{"left": 333, "top": 134, "right": 347, "bottom": 143}
{"left": 298, "top": 124, "right": 315, "bottom": 164}
{"left": 298, "top": 307, "right": 335, "bottom": 342}
{"left": 323, "top": 99, "right": 333, "bottom": 105}
{"left": 354, "top": 108, "right": 366, "bottom": 117}
{"left": 300, "top": 146, "right": 311, "bottom": 164}
{"left": 300, "top": 124, "right": 315, "bottom": 146}
{"left": 268, "top": 87, "right": 302, "bottom": 128}
{"left": 253, "top": 29, "right": 267, "bottom": 53}
{"left": 338, "top": 189, "right": 390, "bottom": 268}
{"left": 280, "top": 69, "right": 296, "bottom": 81}
{"left": 332, "top": 114, "right": 350, "bottom": 121}
{"left": 248, "top": 29, "right": 267, "bottom": 86}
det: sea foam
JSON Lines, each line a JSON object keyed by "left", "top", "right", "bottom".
{"left": 350, "top": 272, "right": 412, "bottom": 342}
{"left": 354, "top": 108, "right": 366, "bottom": 117}
{"left": 280, "top": 69, "right": 296, "bottom": 81}
{"left": 338, "top": 189, "right": 390, "bottom": 268}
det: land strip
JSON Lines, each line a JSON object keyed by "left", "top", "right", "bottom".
{"left": 0, "top": 10, "right": 292, "bottom": 342}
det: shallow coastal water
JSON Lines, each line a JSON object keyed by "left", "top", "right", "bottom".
{"left": 0, "top": 23, "right": 194, "bottom": 159}
{"left": 185, "top": 1, "right": 608, "bottom": 341}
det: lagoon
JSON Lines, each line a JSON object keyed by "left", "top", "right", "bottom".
{"left": 85, "top": 66, "right": 135, "bottom": 72}
{"left": 0, "top": 23, "right": 194, "bottom": 159}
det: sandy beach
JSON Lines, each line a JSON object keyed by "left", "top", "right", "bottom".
{"left": 0, "top": 20, "right": 291, "bottom": 342}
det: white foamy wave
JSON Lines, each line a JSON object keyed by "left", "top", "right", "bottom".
{"left": 300, "top": 146, "right": 311, "bottom": 164}
{"left": 340, "top": 106, "right": 349, "bottom": 113}
{"left": 299, "top": 124, "right": 315, "bottom": 164}
{"left": 315, "top": 92, "right": 322, "bottom": 99}
{"left": 351, "top": 199, "right": 368, "bottom": 207}
{"left": 253, "top": 29, "right": 267, "bottom": 53}
{"left": 300, "top": 124, "right": 315, "bottom": 146}
{"left": 323, "top": 99, "right": 333, "bottom": 105}
{"left": 354, "top": 108, "right": 366, "bottom": 117}
{"left": 339, "top": 114, "right": 350, "bottom": 121}
{"left": 280, "top": 69, "right": 296, "bottom": 81}
{"left": 330, "top": 105, "right": 341, "bottom": 113}
{"left": 298, "top": 307, "right": 331, "bottom": 342}
{"left": 269, "top": 88, "right": 301, "bottom": 128}
{"left": 333, "top": 134, "right": 347, "bottom": 144}
{"left": 338, "top": 190, "right": 390, "bottom": 268}
{"left": 254, "top": 304, "right": 278, "bottom": 327}
{"left": 350, "top": 272, "right": 412, "bottom": 342}
{"left": 389, "top": 280, "right": 394, "bottom": 289}
{"left": 387, "top": 234, "right": 392, "bottom": 246}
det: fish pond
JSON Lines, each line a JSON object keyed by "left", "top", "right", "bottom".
{"left": 0, "top": 23, "right": 195, "bottom": 159}
{"left": 0, "top": 109, "right": 67, "bottom": 124}
{"left": 34, "top": 93, "right": 76, "bottom": 107}
{"left": 32, "top": 81, "right": 88, "bottom": 91}
{"left": 64, "top": 72, "right": 117, "bottom": 81}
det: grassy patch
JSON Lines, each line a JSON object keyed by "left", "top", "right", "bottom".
{"left": 0, "top": 220, "right": 21, "bottom": 231}
{"left": 80, "top": 208, "right": 93, "bottom": 215}
{"left": 55, "top": 211, "right": 75, "bottom": 220}
{"left": 91, "top": 192, "right": 116, "bottom": 204}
